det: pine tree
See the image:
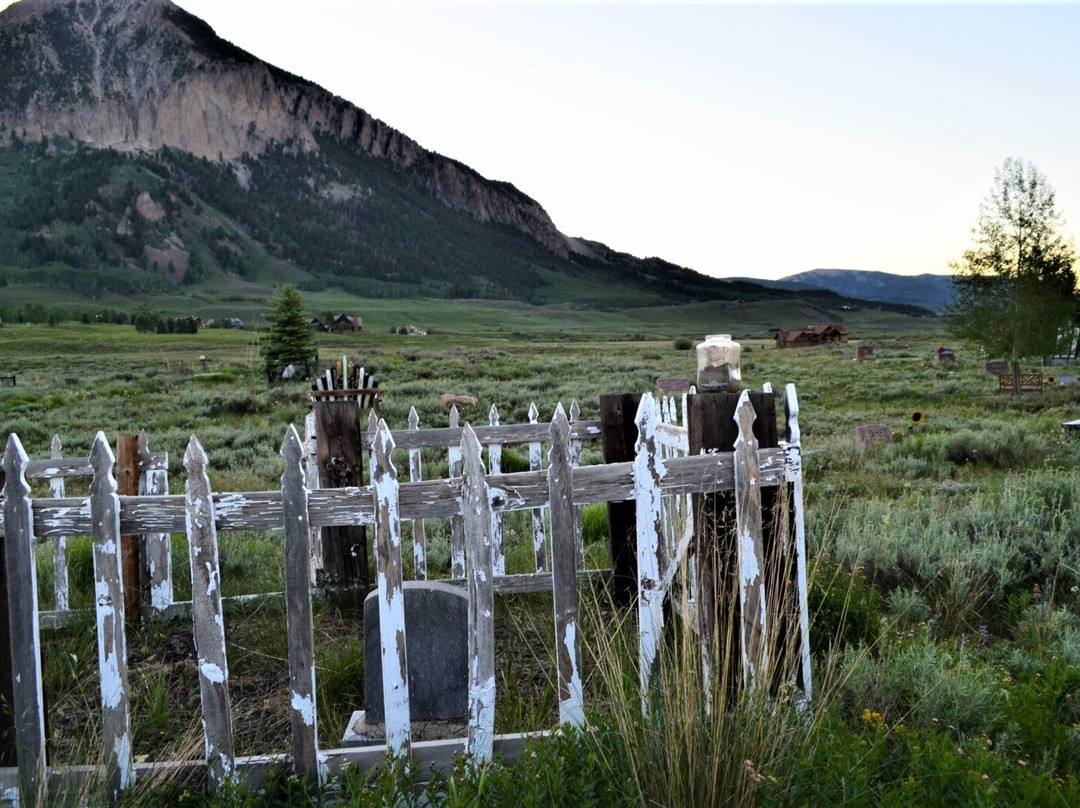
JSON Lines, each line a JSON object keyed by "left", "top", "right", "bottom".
{"left": 264, "top": 284, "right": 317, "bottom": 377}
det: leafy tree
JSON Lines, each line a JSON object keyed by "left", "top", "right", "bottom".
{"left": 263, "top": 284, "right": 317, "bottom": 378}
{"left": 946, "top": 158, "right": 1078, "bottom": 392}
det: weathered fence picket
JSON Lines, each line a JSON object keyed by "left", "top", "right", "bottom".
{"left": 280, "top": 426, "right": 320, "bottom": 786}
{"left": 89, "top": 433, "right": 135, "bottom": 800}
{"left": 549, "top": 406, "right": 584, "bottom": 727}
{"left": 407, "top": 407, "right": 427, "bottom": 580}
{"left": 488, "top": 406, "right": 506, "bottom": 577}
{"left": 447, "top": 406, "right": 466, "bottom": 579}
{"left": 139, "top": 431, "right": 173, "bottom": 615}
{"left": 49, "top": 435, "right": 69, "bottom": 612}
{"left": 784, "top": 384, "right": 812, "bottom": 701}
{"left": 634, "top": 394, "right": 665, "bottom": 713}
{"left": 2, "top": 434, "right": 46, "bottom": 807}
{"left": 461, "top": 425, "right": 495, "bottom": 762}
{"left": 371, "top": 416, "right": 411, "bottom": 757}
{"left": 184, "top": 437, "right": 235, "bottom": 790}
{"left": 733, "top": 393, "right": 768, "bottom": 684}
{"left": 528, "top": 403, "right": 548, "bottom": 573}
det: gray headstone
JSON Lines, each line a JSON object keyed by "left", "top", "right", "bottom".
{"left": 855, "top": 345, "right": 874, "bottom": 360}
{"left": 364, "top": 581, "right": 468, "bottom": 722}
{"left": 855, "top": 424, "right": 893, "bottom": 447}
{"left": 985, "top": 360, "right": 1008, "bottom": 375}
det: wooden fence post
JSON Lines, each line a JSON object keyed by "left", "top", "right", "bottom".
{"left": 89, "top": 433, "right": 135, "bottom": 800}
{"left": 184, "top": 437, "right": 235, "bottom": 790}
{"left": 448, "top": 406, "right": 466, "bottom": 579}
{"left": 281, "top": 426, "right": 321, "bottom": 788}
{"left": 600, "top": 393, "right": 642, "bottom": 607}
{"left": 49, "top": 435, "right": 70, "bottom": 612}
{"left": 2, "top": 434, "right": 46, "bottom": 802}
{"left": 314, "top": 399, "right": 368, "bottom": 610}
{"left": 304, "top": 411, "right": 322, "bottom": 585}
{"left": 407, "top": 407, "right": 427, "bottom": 580}
{"left": 549, "top": 406, "right": 584, "bottom": 727}
{"left": 116, "top": 433, "right": 142, "bottom": 617}
{"left": 634, "top": 394, "right": 665, "bottom": 714}
{"left": 461, "top": 425, "right": 495, "bottom": 762}
{"left": 139, "top": 431, "right": 173, "bottom": 615}
{"left": 785, "top": 384, "right": 812, "bottom": 702}
{"left": 528, "top": 403, "right": 548, "bottom": 573}
{"left": 372, "top": 416, "right": 411, "bottom": 757}
{"left": 488, "top": 406, "right": 505, "bottom": 576}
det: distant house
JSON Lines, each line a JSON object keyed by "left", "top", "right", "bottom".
{"left": 310, "top": 317, "right": 328, "bottom": 333}
{"left": 775, "top": 323, "right": 849, "bottom": 348}
{"left": 333, "top": 314, "right": 363, "bottom": 333}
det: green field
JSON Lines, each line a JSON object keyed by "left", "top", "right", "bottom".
{"left": 3, "top": 321, "right": 1080, "bottom": 806}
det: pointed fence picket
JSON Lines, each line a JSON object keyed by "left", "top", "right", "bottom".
{"left": 0, "top": 385, "right": 808, "bottom": 804}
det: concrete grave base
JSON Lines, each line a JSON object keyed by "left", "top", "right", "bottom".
{"left": 342, "top": 710, "right": 468, "bottom": 748}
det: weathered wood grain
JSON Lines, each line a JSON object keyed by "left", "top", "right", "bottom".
{"left": 117, "top": 433, "right": 142, "bottom": 617}
{"left": 372, "top": 420, "right": 411, "bottom": 757}
{"left": 461, "top": 426, "right": 495, "bottom": 762}
{"left": 89, "top": 433, "right": 135, "bottom": 800}
{"left": 280, "top": 427, "right": 320, "bottom": 787}
{"left": 3, "top": 433, "right": 46, "bottom": 804}
{"left": 304, "top": 411, "right": 322, "bottom": 583}
{"left": 184, "top": 437, "right": 235, "bottom": 789}
{"left": 548, "top": 406, "right": 584, "bottom": 727}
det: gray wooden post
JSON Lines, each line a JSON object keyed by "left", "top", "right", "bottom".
{"left": 461, "top": 425, "right": 495, "bottom": 762}
{"left": 733, "top": 392, "right": 768, "bottom": 683}
{"left": 139, "top": 431, "right": 173, "bottom": 615}
{"left": 304, "top": 410, "right": 322, "bottom": 585}
{"left": 784, "top": 384, "right": 812, "bottom": 702}
{"left": 49, "top": 435, "right": 69, "bottom": 612}
{"left": 89, "top": 433, "right": 135, "bottom": 800}
{"left": 281, "top": 426, "right": 320, "bottom": 787}
{"left": 3, "top": 434, "right": 46, "bottom": 805}
{"left": 634, "top": 393, "right": 665, "bottom": 714}
{"left": 549, "top": 406, "right": 584, "bottom": 727}
{"left": 408, "top": 407, "right": 427, "bottom": 580}
{"left": 528, "top": 403, "right": 548, "bottom": 573}
{"left": 448, "top": 406, "right": 466, "bottom": 579}
{"left": 372, "top": 417, "right": 411, "bottom": 757}
{"left": 184, "top": 437, "right": 235, "bottom": 789}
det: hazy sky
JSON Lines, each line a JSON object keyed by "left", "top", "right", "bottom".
{"left": 5, "top": 0, "right": 1080, "bottom": 281}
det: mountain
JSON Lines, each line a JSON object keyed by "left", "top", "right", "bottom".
{"left": 0, "top": 0, "right": 935, "bottom": 314}
{"left": 774, "top": 269, "right": 956, "bottom": 312}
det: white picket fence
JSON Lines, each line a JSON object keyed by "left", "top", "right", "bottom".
{"left": 0, "top": 386, "right": 808, "bottom": 804}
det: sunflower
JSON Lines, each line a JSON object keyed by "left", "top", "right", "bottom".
{"left": 1047, "top": 374, "right": 1058, "bottom": 385}
{"left": 910, "top": 409, "right": 926, "bottom": 426}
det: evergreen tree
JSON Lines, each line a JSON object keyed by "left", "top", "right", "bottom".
{"left": 946, "top": 158, "right": 1078, "bottom": 392}
{"left": 264, "top": 284, "right": 317, "bottom": 377}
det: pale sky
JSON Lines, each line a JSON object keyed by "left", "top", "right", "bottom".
{"left": 5, "top": 0, "right": 1080, "bottom": 281}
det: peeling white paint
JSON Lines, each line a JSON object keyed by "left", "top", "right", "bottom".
{"left": 291, "top": 691, "right": 315, "bottom": 726}
{"left": 560, "top": 620, "right": 585, "bottom": 727}
{"left": 200, "top": 661, "right": 226, "bottom": 684}
{"left": 467, "top": 675, "right": 496, "bottom": 761}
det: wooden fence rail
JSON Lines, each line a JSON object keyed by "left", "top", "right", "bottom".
{"left": 0, "top": 387, "right": 807, "bottom": 804}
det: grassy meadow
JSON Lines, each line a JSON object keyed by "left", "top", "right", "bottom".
{"left": 3, "top": 316, "right": 1080, "bottom": 805}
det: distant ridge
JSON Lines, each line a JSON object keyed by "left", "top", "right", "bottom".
{"left": 733, "top": 269, "right": 956, "bottom": 313}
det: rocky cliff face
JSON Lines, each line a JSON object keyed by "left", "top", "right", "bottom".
{"left": 0, "top": 0, "right": 571, "bottom": 256}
